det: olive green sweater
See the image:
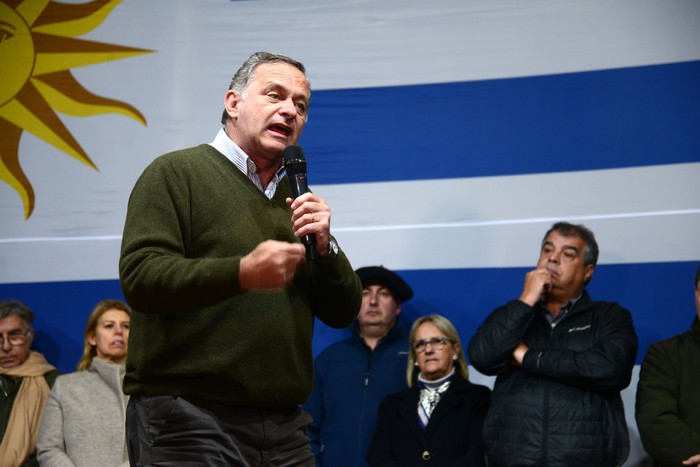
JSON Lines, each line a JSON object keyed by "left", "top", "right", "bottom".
{"left": 119, "top": 144, "right": 361, "bottom": 410}
{"left": 636, "top": 318, "right": 700, "bottom": 466}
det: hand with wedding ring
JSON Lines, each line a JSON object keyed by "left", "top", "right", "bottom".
{"left": 287, "top": 192, "right": 331, "bottom": 256}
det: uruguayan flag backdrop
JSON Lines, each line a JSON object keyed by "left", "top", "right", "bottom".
{"left": 1, "top": 1, "right": 699, "bottom": 464}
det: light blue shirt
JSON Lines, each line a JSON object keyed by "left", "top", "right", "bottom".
{"left": 209, "top": 128, "right": 287, "bottom": 199}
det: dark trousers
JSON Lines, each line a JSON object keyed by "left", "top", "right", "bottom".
{"left": 126, "top": 395, "right": 315, "bottom": 467}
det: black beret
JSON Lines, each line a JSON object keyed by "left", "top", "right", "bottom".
{"left": 355, "top": 266, "right": 414, "bottom": 303}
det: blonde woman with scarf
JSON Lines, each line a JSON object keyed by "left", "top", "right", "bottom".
{"left": 0, "top": 300, "right": 60, "bottom": 467}
{"left": 367, "top": 314, "right": 491, "bottom": 467}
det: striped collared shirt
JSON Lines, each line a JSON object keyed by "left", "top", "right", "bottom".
{"left": 209, "top": 128, "right": 286, "bottom": 199}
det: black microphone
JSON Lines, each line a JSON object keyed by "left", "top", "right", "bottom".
{"left": 283, "top": 145, "right": 317, "bottom": 260}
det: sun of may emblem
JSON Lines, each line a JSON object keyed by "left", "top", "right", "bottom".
{"left": 0, "top": 0, "right": 152, "bottom": 219}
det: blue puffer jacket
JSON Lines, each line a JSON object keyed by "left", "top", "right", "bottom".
{"left": 303, "top": 318, "right": 411, "bottom": 467}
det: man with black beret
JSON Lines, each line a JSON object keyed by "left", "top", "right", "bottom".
{"left": 304, "top": 266, "right": 414, "bottom": 467}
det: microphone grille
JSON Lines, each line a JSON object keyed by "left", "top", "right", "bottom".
{"left": 283, "top": 145, "right": 306, "bottom": 175}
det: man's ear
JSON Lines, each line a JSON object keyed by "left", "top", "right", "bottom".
{"left": 224, "top": 90, "right": 240, "bottom": 120}
{"left": 584, "top": 264, "right": 594, "bottom": 283}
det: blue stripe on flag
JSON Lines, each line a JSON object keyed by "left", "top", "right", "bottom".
{"left": 300, "top": 60, "right": 700, "bottom": 184}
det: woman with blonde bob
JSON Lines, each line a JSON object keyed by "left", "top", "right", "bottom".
{"left": 367, "top": 314, "right": 491, "bottom": 466}
{"left": 37, "top": 299, "right": 131, "bottom": 467}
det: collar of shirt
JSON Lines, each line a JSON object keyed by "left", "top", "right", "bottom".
{"left": 209, "top": 128, "right": 287, "bottom": 199}
{"left": 543, "top": 293, "right": 583, "bottom": 327}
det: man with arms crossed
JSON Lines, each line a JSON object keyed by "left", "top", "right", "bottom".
{"left": 468, "top": 222, "right": 638, "bottom": 467}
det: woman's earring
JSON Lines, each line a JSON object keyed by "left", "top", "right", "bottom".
{"left": 452, "top": 356, "right": 458, "bottom": 361}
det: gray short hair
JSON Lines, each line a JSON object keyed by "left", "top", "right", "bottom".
{"left": 220, "top": 51, "right": 310, "bottom": 124}
{"left": 0, "top": 300, "right": 35, "bottom": 333}
{"left": 543, "top": 221, "right": 599, "bottom": 268}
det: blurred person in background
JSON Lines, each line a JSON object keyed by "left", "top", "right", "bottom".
{"left": 468, "top": 222, "right": 637, "bottom": 467}
{"left": 37, "top": 299, "right": 131, "bottom": 467}
{"left": 636, "top": 265, "right": 700, "bottom": 466}
{"left": 0, "top": 300, "right": 60, "bottom": 467}
{"left": 367, "top": 314, "right": 490, "bottom": 466}
{"left": 304, "top": 266, "right": 415, "bottom": 466}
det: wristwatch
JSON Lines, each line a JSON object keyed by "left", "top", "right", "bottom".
{"left": 324, "top": 238, "right": 339, "bottom": 259}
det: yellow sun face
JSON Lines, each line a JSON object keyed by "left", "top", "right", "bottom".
{"left": 0, "top": 0, "right": 152, "bottom": 219}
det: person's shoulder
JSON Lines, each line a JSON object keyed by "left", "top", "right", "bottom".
{"left": 381, "top": 386, "right": 415, "bottom": 405}
{"left": 578, "top": 294, "right": 632, "bottom": 320}
{"left": 471, "top": 381, "right": 493, "bottom": 397}
{"left": 393, "top": 315, "right": 413, "bottom": 335}
{"left": 577, "top": 290, "right": 624, "bottom": 310}
{"left": 472, "top": 383, "right": 492, "bottom": 404}
{"left": 135, "top": 144, "right": 226, "bottom": 187}
{"left": 316, "top": 336, "right": 358, "bottom": 361}
{"left": 54, "top": 369, "right": 91, "bottom": 381}
{"left": 381, "top": 325, "right": 411, "bottom": 351}
{"left": 491, "top": 299, "right": 533, "bottom": 316}
{"left": 51, "top": 369, "right": 93, "bottom": 388}
{"left": 454, "top": 378, "right": 491, "bottom": 395}
{"left": 648, "top": 328, "right": 695, "bottom": 354}
{"left": 590, "top": 300, "right": 627, "bottom": 312}
{"left": 44, "top": 368, "right": 61, "bottom": 387}
{"left": 151, "top": 144, "right": 220, "bottom": 166}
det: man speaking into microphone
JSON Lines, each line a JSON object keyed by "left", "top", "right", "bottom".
{"left": 119, "top": 51, "right": 361, "bottom": 466}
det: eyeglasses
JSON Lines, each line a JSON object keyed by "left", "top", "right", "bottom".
{"left": 413, "top": 336, "right": 452, "bottom": 353}
{"left": 0, "top": 331, "right": 30, "bottom": 347}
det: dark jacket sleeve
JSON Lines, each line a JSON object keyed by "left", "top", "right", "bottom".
{"left": 467, "top": 300, "right": 536, "bottom": 375}
{"left": 366, "top": 397, "right": 401, "bottom": 467}
{"left": 636, "top": 340, "right": 700, "bottom": 465}
{"left": 522, "top": 303, "right": 638, "bottom": 392}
